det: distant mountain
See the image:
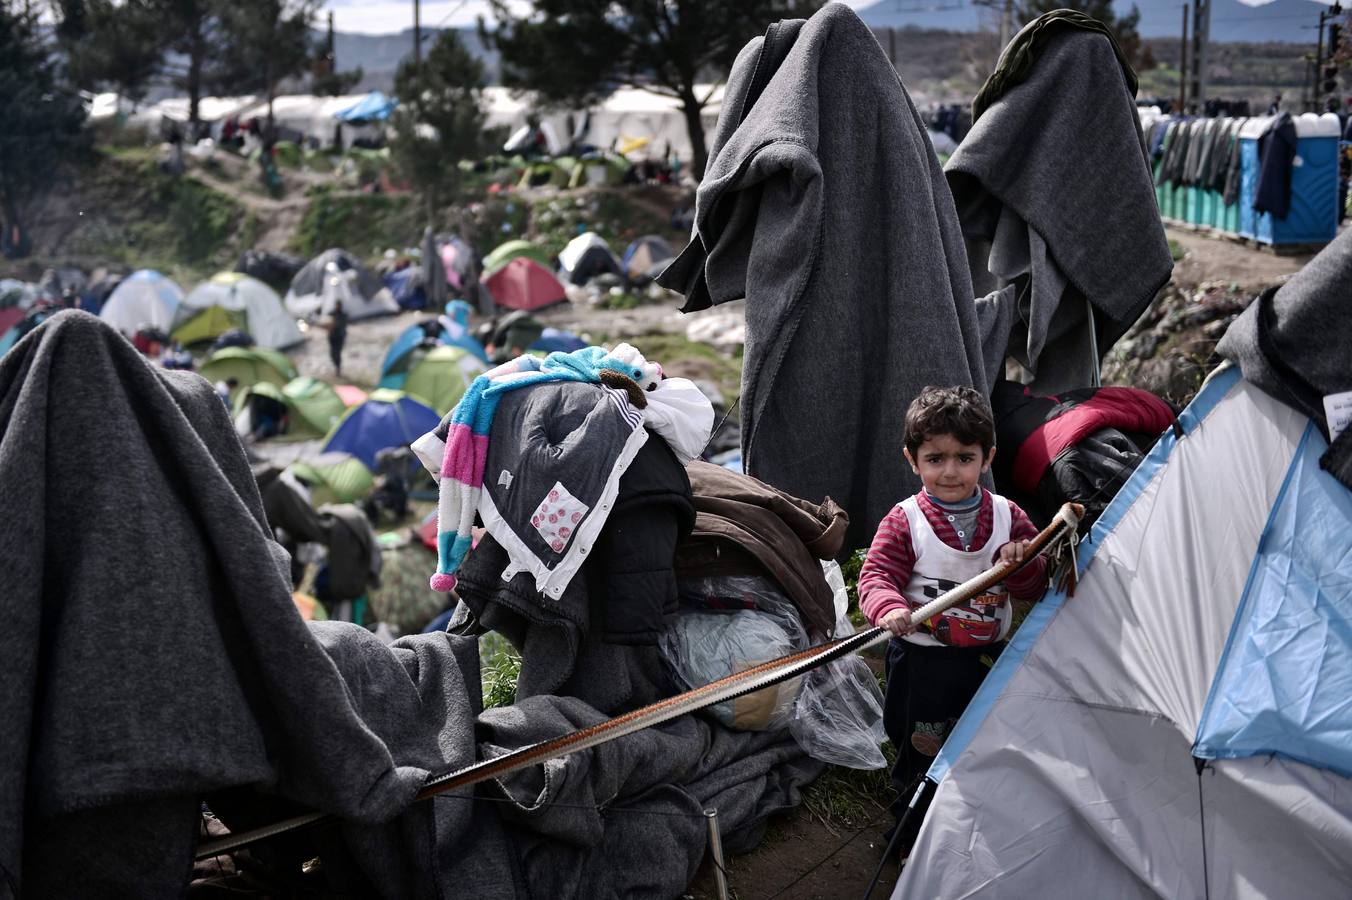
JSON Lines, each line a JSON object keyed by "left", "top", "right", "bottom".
{"left": 330, "top": 27, "right": 500, "bottom": 93}
{"left": 855, "top": 0, "right": 1335, "bottom": 43}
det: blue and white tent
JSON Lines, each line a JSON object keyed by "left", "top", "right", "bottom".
{"left": 334, "top": 91, "right": 397, "bottom": 123}
{"left": 894, "top": 236, "right": 1352, "bottom": 897}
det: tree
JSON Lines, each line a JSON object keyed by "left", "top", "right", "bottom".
{"left": 0, "top": 2, "right": 89, "bottom": 258}
{"left": 215, "top": 0, "right": 320, "bottom": 134}
{"left": 484, "top": 0, "right": 824, "bottom": 179}
{"left": 158, "top": 0, "right": 234, "bottom": 130}
{"left": 390, "top": 29, "right": 488, "bottom": 218}
{"left": 1018, "top": 0, "right": 1155, "bottom": 73}
{"left": 61, "top": 0, "right": 165, "bottom": 106}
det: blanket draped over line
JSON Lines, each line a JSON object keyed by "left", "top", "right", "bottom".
{"left": 1218, "top": 227, "right": 1352, "bottom": 490}
{"left": 949, "top": 21, "right": 1173, "bottom": 393}
{"left": 412, "top": 346, "right": 651, "bottom": 592}
{"left": 658, "top": 3, "right": 986, "bottom": 553}
{"left": 0, "top": 311, "right": 822, "bottom": 899}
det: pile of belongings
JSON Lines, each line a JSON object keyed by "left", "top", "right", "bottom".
{"left": 990, "top": 382, "right": 1178, "bottom": 530}
{"left": 1, "top": 311, "right": 857, "bottom": 898}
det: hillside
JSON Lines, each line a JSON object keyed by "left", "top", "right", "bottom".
{"left": 856, "top": 0, "right": 1341, "bottom": 43}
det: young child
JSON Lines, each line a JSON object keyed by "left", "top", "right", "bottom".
{"left": 858, "top": 385, "right": 1048, "bottom": 839}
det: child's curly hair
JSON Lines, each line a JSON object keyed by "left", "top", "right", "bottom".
{"left": 903, "top": 386, "right": 996, "bottom": 457}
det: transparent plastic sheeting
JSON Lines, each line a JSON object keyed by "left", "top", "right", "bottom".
{"left": 661, "top": 565, "right": 887, "bottom": 769}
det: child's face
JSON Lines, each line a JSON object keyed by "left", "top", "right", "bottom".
{"left": 904, "top": 433, "right": 995, "bottom": 504}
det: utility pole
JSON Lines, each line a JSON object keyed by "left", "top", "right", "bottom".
{"left": 1188, "top": 0, "right": 1211, "bottom": 113}
{"left": 414, "top": 0, "right": 422, "bottom": 67}
{"left": 1316, "top": 3, "right": 1345, "bottom": 110}
{"left": 1000, "top": 0, "right": 1012, "bottom": 52}
{"left": 1180, "top": 4, "right": 1189, "bottom": 114}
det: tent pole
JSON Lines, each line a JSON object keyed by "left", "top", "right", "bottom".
{"left": 1086, "top": 297, "right": 1101, "bottom": 388}
{"left": 862, "top": 778, "right": 930, "bottom": 900}
{"left": 704, "top": 808, "right": 730, "bottom": 900}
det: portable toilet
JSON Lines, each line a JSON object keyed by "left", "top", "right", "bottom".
{"left": 1254, "top": 113, "right": 1341, "bottom": 246}
{"left": 1184, "top": 120, "right": 1206, "bottom": 226}
{"left": 1239, "top": 114, "right": 1340, "bottom": 245}
{"left": 1236, "top": 116, "right": 1272, "bottom": 240}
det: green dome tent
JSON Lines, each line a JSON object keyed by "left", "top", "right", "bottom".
{"left": 394, "top": 345, "right": 484, "bottom": 415}
{"left": 198, "top": 347, "right": 297, "bottom": 403}
{"left": 286, "top": 453, "right": 374, "bottom": 506}
{"left": 235, "top": 377, "right": 347, "bottom": 440}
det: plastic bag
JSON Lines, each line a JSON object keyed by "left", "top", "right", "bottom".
{"left": 789, "top": 561, "right": 887, "bottom": 769}
{"left": 663, "top": 570, "right": 887, "bottom": 769}
{"left": 661, "top": 606, "right": 801, "bottom": 731}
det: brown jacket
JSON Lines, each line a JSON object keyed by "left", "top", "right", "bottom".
{"left": 676, "top": 461, "right": 848, "bottom": 637}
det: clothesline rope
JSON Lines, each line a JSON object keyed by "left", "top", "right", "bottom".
{"left": 195, "top": 503, "right": 1082, "bottom": 861}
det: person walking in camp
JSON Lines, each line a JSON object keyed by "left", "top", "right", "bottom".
{"left": 858, "top": 386, "right": 1049, "bottom": 857}
{"left": 325, "top": 300, "right": 348, "bottom": 379}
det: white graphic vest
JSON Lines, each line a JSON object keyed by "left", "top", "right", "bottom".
{"left": 900, "top": 493, "right": 1012, "bottom": 648}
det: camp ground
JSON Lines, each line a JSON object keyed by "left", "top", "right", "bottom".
{"left": 7, "top": 2, "right": 1352, "bottom": 898}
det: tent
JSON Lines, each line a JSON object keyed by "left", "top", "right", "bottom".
{"left": 893, "top": 363, "right": 1352, "bottom": 899}
{"left": 621, "top": 235, "right": 676, "bottom": 283}
{"left": 394, "top": 345, "right": 484, "bottom": 414}
{"left": 558, "top": 232, "right": 623, "bottom": 286}
{"left": 285, "top": 249, "right": 399, "bottom": 320}
{"left": 198, "top": 346, "right": 297, "bottom": 400}
{"left": 287, "top": 452, "right": 375, "bottom": 506}
{"left": 235, "top": 377, "right": 346, "bottom": 440}
{"left": 379, "top": 319, "right": 488, "bottom": 391}
{"left": 98, "top": 270, "right": 184, "bottom": 335}
{"left": 322, "top": 389, "right": 442, "bottom": 470}
{"left": 174, "top": 272, "right": 302, "bottom": 349}
{"left": 334, "top": 384, "right": 368, "bottom": 407}
{"left": 334, "top": 91, "right": 397, "bottom": 123}
{"left": 439, "top": 299, "right": 490, "bottom": 363}
{"left": 482, "top": 257, "right": 567, "bottom": 311}
{"left": 384, "top": 267, "right": 427, "bottom": 310}
{"left": 0, "top": 307, "right": 24, "bottom": 340}
{"left": 481, "top": 239, "right": 553, "bottom": 278}
{"left": 567, "top": 152, "right": 631, "bottom": 189}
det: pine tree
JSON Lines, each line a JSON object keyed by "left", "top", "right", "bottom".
{"left": 0, "top": 2, "right": 89, "bottom": 259}
{"left": 484, "top": 0, "right": 824, "bottom": 179}
{"left": 390, "top": 29, "right": 487, "bottom": 217}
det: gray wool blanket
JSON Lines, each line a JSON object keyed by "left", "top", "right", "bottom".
{"left": 658, "top": 3, "right": 986, "bottom": 553}
{"left": 1, "top": 312, "right": 813, "bottom": 898}
{"left": 949, "top": 25, "right": 1173, "bottom": 394}
{"left": 1218, "top": 227, "right": 1352, "bottom": 490}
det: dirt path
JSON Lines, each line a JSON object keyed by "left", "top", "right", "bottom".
{"left": 1165, "top": 225, "right": 1314, "bottom": 290}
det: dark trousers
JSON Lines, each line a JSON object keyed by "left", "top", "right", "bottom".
{"left": 328, "top": 338, "right": 344, "bottom": 374}
{"left": 884, "top": 638, "right": 1002, "bottom": 824}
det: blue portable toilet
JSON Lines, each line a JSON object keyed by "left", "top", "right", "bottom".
{"left": 1240, "top": 114, "right": 1340, "bottom": 245}
{"left": 1236, "top": 116, "right": 1270, "bottom": 240}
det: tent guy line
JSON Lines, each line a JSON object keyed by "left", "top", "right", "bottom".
{"left": 196, "top": 502, "right": 1083, "bottom": 860}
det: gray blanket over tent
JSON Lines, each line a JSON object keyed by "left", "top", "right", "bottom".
{"left": 949, "top": 22, "right": 1172, "bottom": 393}
{"left": 1218, "top": 226, "right": 1352, "bottom": 490}
{"left": 0, "top": 311, "right": 819, "bottom": 898}
{"left": 658, "top": 3, "right": 986, "bottom": 552}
